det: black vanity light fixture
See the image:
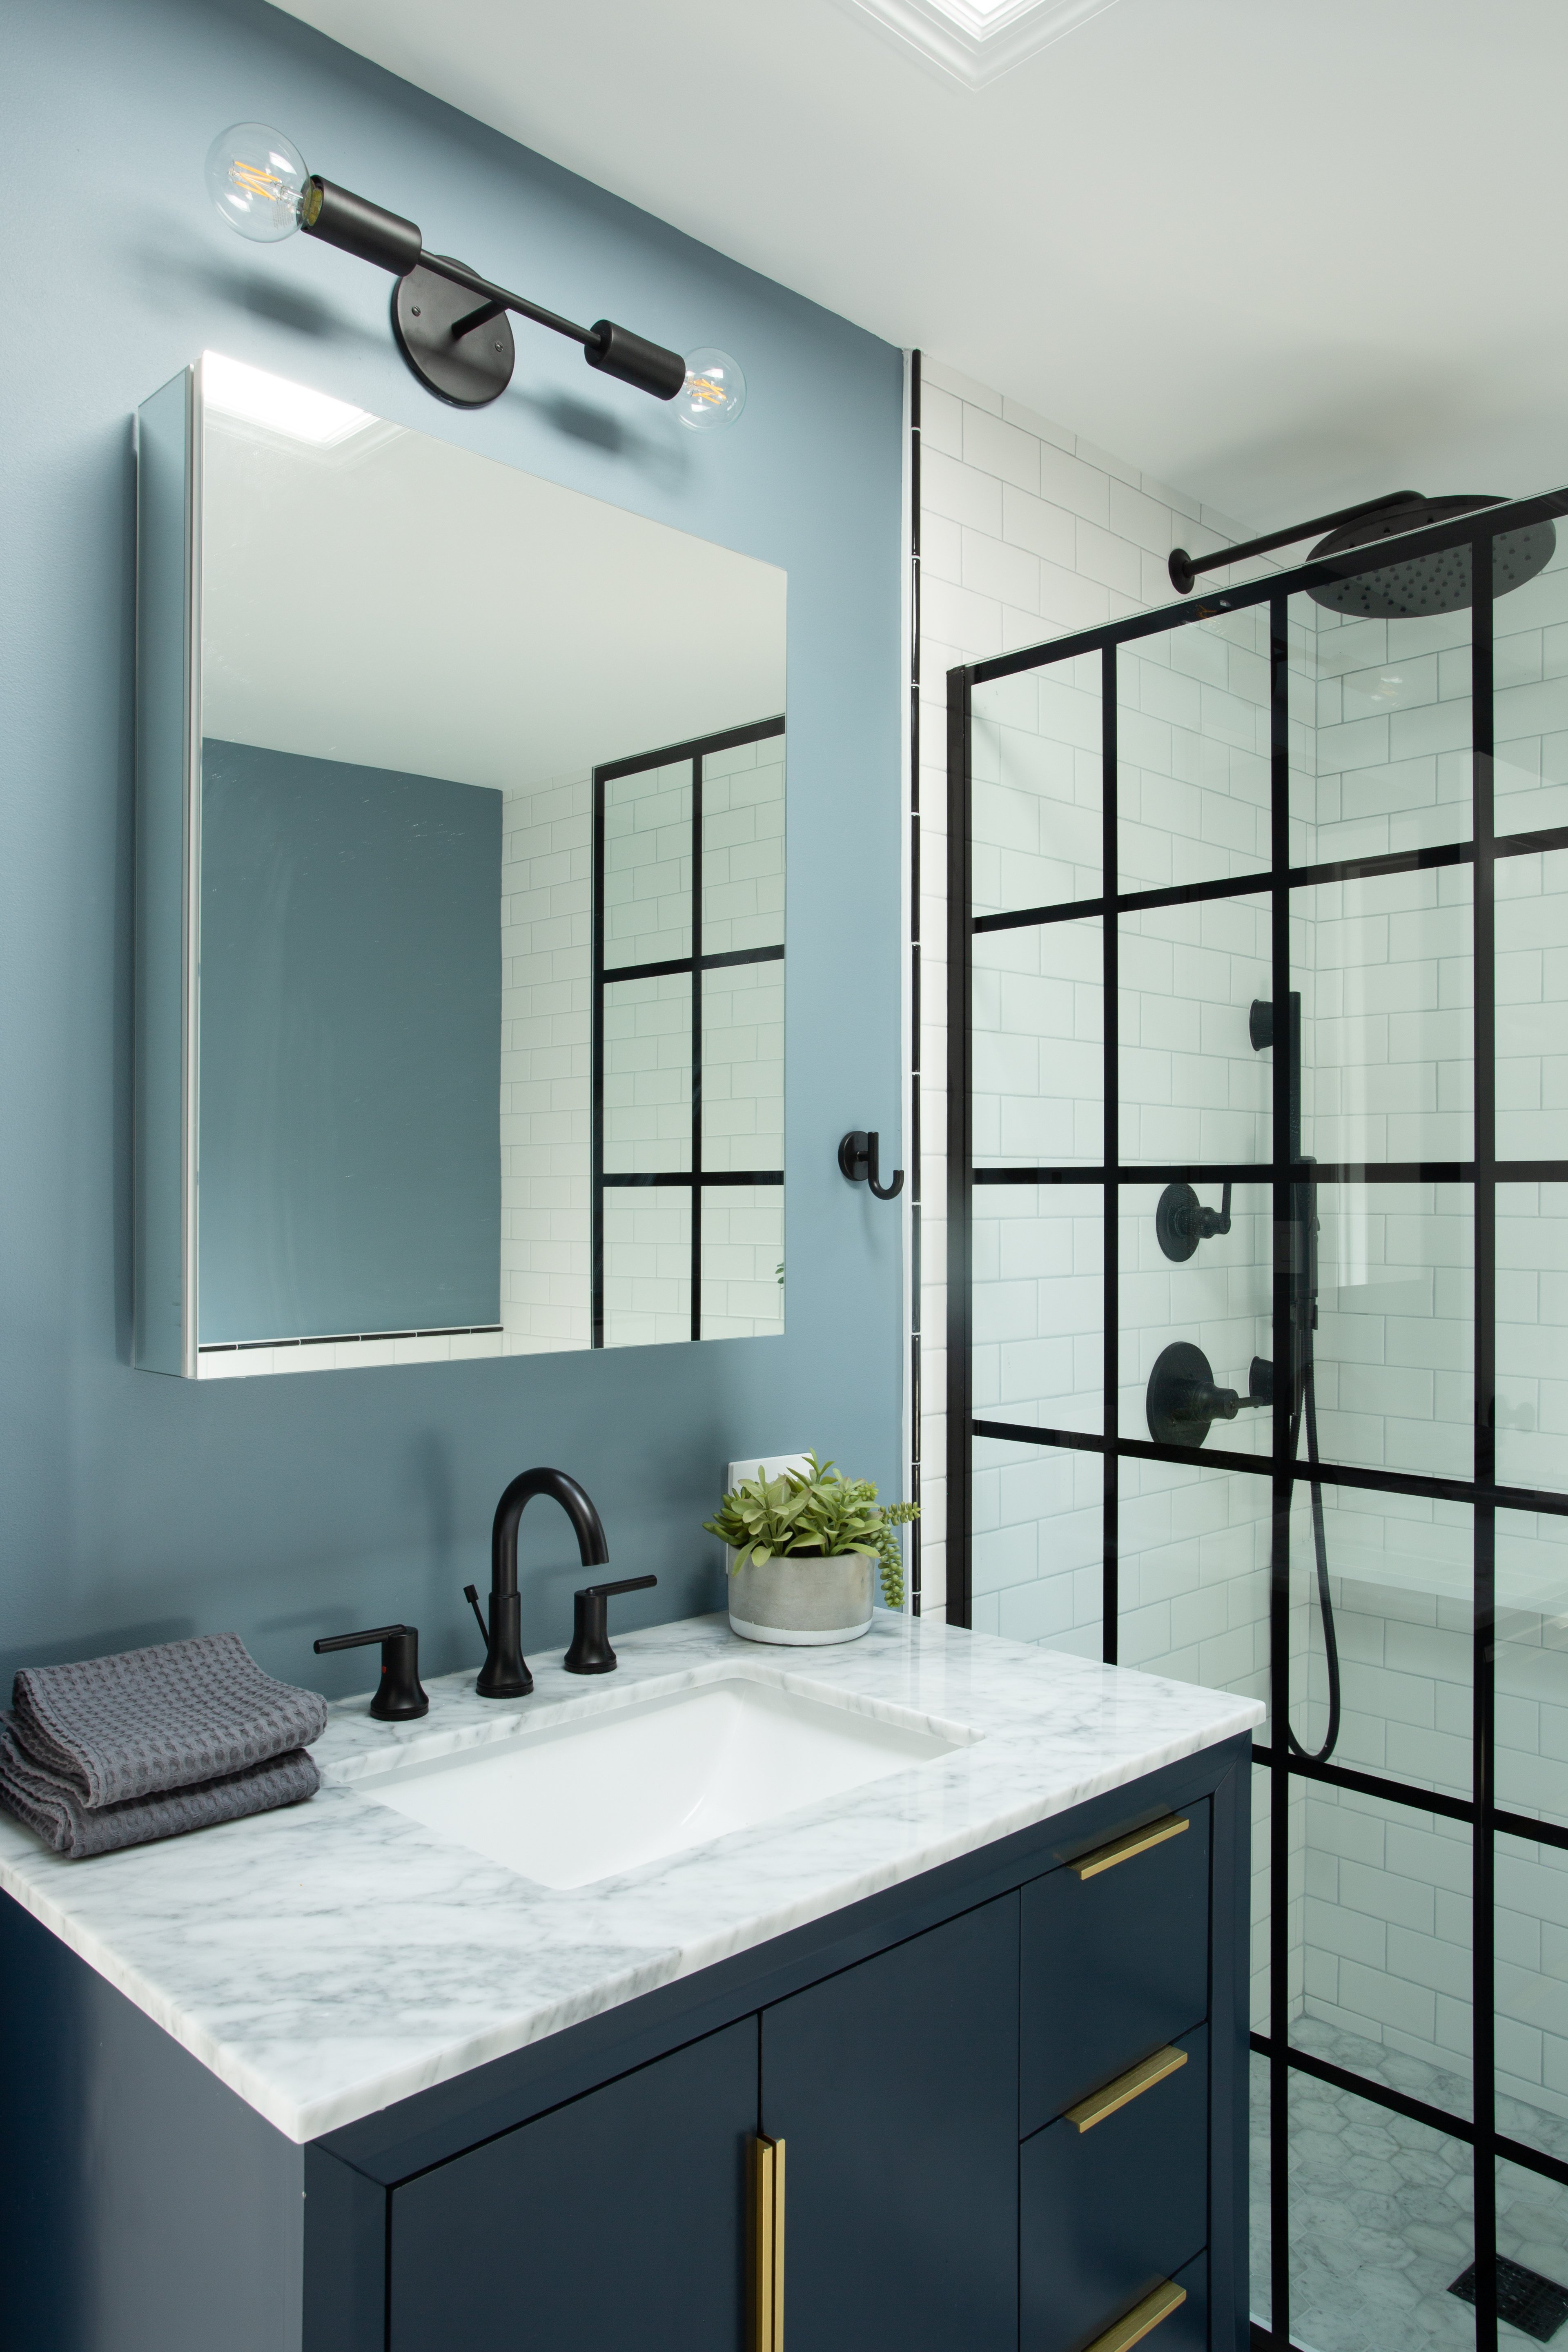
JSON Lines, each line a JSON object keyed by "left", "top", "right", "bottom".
{"left": 205, "top": 124, "right": 746, "bottom": 427}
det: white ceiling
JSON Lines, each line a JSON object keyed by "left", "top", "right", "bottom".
{"left": 200, "top": 360, "right": 786, "bottom": 791}
{"left": 281, "top": 0, "right": 1568, "bottom": 533}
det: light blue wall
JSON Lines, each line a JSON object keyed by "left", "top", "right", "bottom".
{"left": 198, "top": 741, "right": 504, "bottom": 1348}
{"left": 1, "top": 0, "right": 905, "bottom": 1691}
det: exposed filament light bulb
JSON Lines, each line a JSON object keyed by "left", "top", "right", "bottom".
{"left": 677, "top": 347, "right": 746, "bottom": 431}
{"left": 205, "top": 123, "right": 309, "bottom": 243}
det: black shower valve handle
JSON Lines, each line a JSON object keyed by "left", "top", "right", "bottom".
{"left": 838, "top": 1129, "right": 904, "bottom": 1201}
{"left": 1154, "top": 1178, "right": 1232, "bottom": 1263}
{"left": 1145, "top": 1343, "right": 1276, "bottom": 1448}
{"left": 313, "top": 1623, "right": 430, "bottom": 1721}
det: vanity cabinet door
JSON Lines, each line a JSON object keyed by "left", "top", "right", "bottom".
{"left": 760, "top": 1893, "right": 1020, "bottom": 2352}
{"left": 388, "top": 2018, "right": 756, "bottom": 2351}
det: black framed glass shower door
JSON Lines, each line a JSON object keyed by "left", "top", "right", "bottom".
{"left": 946, "top": 488, "right": 1568, "bottom": 2352}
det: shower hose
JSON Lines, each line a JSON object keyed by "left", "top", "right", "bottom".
{"left": 1285, "top": 1354, "right": 1342, "bottom": 1763}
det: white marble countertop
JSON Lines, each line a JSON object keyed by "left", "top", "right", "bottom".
{"left": 0, "top": 1614, "right": 1262, "bottom": 2144}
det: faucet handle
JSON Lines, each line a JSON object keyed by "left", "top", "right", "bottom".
{"left": 564, "top": 1575, "right": 657, "bottom": 1676}
{"left": 314, "top": 1624, "right": 429, "bottom": 1721}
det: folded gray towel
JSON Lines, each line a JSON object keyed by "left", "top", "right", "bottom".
{"left": 11, "top": 1633, "right": 327, "bottom": 1808}
{"left": 0, "top": 1716, "right": 319, "bottom": 1859}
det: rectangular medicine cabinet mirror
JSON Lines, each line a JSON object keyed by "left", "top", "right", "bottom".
{"left": 134, "top": 354, "right": 786, "bottom": 1377}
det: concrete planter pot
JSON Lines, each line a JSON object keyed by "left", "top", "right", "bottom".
{"left": 728, "top": 1548, "right": 874, "bottom": 1646}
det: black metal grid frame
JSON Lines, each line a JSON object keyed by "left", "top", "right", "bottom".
{"left": 945, "top": 486, "right": 1568, "bottom": 2352}
{"left": 591, "top": 715, "right": 784, "bottom": 1348}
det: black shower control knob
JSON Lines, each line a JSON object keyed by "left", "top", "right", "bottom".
{"left": 1145, "top": 1342, "right": 1235, "bottom": 1446}
{"left": 1155, "top": 1180, "right": 1232, "bottom": 1264}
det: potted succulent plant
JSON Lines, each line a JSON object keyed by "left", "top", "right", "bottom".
{"left": 704, "top": 1454, "right": 919, "bottom": 1646}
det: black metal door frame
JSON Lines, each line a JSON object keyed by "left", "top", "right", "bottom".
{"left": 945, "top": 486, "right": 1568, "bottom": 2352}
{"left": 590, "top": 715, "right": 784, "bottom": 1347}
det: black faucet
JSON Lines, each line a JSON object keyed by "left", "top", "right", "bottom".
{"left": 463, "top": 1468, "right": 610, "bottom": 1699}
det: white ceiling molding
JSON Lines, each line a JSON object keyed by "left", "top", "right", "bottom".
{"left": 839, "top": 0, "right": 1122, "bottom": 87}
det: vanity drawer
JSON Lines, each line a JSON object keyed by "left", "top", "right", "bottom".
{"left": 1020, "top": 2025, "right": 1208, "bottom": 2352}
{"left": 1021, "top": 1800, "right": 1209, "bottom": 2134}
{"left": 1023, "top": 2249, "right": 1208, "bottom": 2352}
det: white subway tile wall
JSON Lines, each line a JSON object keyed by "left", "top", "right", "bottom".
{"left": 702, "top": 961, "right": 784, "bottom": 1173}
{"left": 603, "top": 1187, "right": 690, "bottom": 1347}
{"left": 701, "top": 1185, "right": 785, "bottom": 1342}
{"left": 701, "top": 737, "right": 785, "bottom": 956}
{"left": 501, "top": 772, "right": 592, "bottom": 1354}
{"left": 604, "top": 762, "right": 694, "bottom": 967}
{"left": 604, "top": 972, "right": 693, "bottom": 1175}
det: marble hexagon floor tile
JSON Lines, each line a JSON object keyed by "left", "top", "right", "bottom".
{"left": 1251, "top": 2016, "right": 1568, "bottom": 2351}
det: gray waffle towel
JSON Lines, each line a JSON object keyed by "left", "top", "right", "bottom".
{"left": 11, "top": 1632, "right": 326, "bottom": 1805}
{"left": 0, "top": 1633, "right": 327, "bottom": 1859}
{"left": 0, "top": 1717, "right": 319, "bottom": 1860}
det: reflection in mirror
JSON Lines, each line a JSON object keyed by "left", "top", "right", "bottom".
{"left": 134, "top": 354, "right": 786, "bottom": 1376}
{"left": 590, "top": 723, "right": 785, "bottom": 1348}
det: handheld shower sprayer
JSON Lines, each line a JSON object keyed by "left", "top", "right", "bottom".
{"left": 1141, "top": 991, "right": 1342, "bottom": 1760}
{"left": 1249, "top": 990, "right": 1340, "bottom": 1762}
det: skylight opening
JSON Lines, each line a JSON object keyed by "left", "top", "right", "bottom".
{"left": 844, "top": 0, "right": 1120, "bottom": 88}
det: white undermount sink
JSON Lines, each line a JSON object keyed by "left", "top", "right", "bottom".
{"left": 354, "top": 1672, "right": 971, "bottom": 1890}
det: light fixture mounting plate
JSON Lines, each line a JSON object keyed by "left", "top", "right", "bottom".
{"left": 392, "top": 260, "right": 515, "bottom": 408}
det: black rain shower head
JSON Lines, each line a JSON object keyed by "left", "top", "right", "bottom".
{"left": 1305, "top": 494, "right": 1556, "bottom": 619}
{"left": 1168, "top": 490, "right": 1556, "bottom": 616}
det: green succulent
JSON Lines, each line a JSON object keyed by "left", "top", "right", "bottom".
{"left": 703, "top": 1452, "right": 920, "bottom": 1612}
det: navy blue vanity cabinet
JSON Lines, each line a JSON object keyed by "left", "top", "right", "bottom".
{"left": 0, "top": 1733, "right": 1251, "bottom": 2352}
{"left": 388, "top": 2018, "right": 757, "bottom": 2352}
{"left": 760, "top": 1893, "right": 1020, "bottom": 2352}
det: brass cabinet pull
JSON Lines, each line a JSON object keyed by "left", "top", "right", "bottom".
{"left": 1084, "top": 2279, "right": 1188, "bottom": 2352}
{"left": 1070, "top": 1813, "right": 1188, "bottom": 1880}
{"left": 1066, "top": 2044, "right": 1187, "bottom": 2133}
{"left": 749, "top": 2134, "right": 786, "bottom": 2351}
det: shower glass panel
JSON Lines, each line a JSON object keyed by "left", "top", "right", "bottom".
{"left": 947, "top": 489, "right": 1568, "bottom": 2352}
{"left": 972, "top": 1181, "right": 1102, "bottom": 1439}
{"left": 1114, "top": 608, "right": 1272, "bottom": 892}
{"left": 971, "top": 1430, "right": 1102, "bottom": 1655}
{"left": 1118, "top": 893, "right": 1272, "bottom": 1167}
{"left": 971, "top": 655, "right": 1101, "bottom": 920}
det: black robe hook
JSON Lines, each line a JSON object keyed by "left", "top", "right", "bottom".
{"left": 838, "top": 1129, "right": 904, "bottom": 1201}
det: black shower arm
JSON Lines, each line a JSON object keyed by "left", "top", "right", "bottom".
{"left": 1167, "top": 490, "right": 1421, "bottom": 596}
